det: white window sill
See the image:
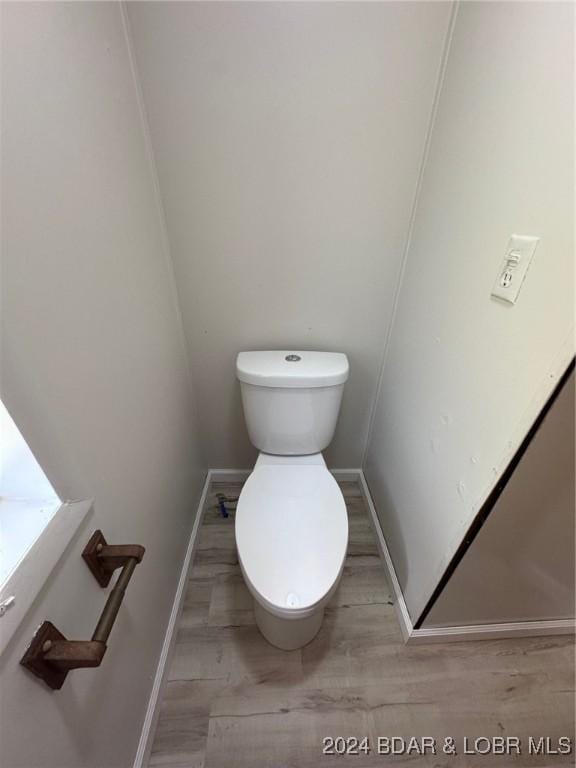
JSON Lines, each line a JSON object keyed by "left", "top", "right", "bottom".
{"left": 0, "top": 498, "right": 93, "bottom": 656}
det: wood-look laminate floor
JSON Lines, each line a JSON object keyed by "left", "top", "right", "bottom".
{"left": 148, "top": 481, "right": 575, "bottom": 768}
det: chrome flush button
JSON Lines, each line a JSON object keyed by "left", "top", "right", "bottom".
{"left": 285, "top": 354, "right": 301, "bottom": 362}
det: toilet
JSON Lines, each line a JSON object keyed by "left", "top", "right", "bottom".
{"left": 235, "top": 350, "right": 349, "bottom": 650}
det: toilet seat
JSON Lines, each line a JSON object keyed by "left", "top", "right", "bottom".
{"left": 236, "top": 459, "right": 348, "bottom": 620}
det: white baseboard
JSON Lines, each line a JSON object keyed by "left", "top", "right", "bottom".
{"left": 209, "top": 467, "right": 362, "bottom": 483}
{"left": 357, "top": 470, "right": 414, "bottom": 641}
{"left": 134, "top": 466, "right": 576, "bottom": 766}
{"left": 408, "top": 618, "right": 576, "bottom": 644}
{"left": 357, "top": 469, "right": 575, "bottom": 644}
{"left": 209, "top": 468, "right": 251, "bottom": 483}
{"left": 133, "top": 470, "right": 211, "bottom": 768}
{"left": 331, "top": 468, "right": 365, "bottom": 482}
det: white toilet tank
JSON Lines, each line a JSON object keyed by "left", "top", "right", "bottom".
{"left": 236, "top": 351, "right": 349, "bottom": 455}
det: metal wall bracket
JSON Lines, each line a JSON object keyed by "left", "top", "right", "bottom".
{"left": 20, "top": 530, "right": 144, "bottom": 690}
{"left": 82, "top": 529, "right": 144, "bottom": 587}
{"left": 20, "top": 621, "right": 105, "bottom": 690}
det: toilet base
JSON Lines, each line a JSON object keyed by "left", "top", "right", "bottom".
{"left": 253, "top": 599, "right": 324, "bottom": 650}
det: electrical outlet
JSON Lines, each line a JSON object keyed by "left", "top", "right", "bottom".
{"left": 491, "top": 235, "right": 539, "bottom": 305}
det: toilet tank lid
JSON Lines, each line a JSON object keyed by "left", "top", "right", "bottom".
{"left": 236, "top": 351, "right": 349, "bottom": 388}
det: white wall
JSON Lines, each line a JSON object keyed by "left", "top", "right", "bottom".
{"left": 364, "top": 1, "right": 574, "bottom": 623}
{"left": 0, "top": 4, "right": 205, "bottom": 767}
{"left": 424, "top": 372, "right": 575, "bottom": 627}
{"left": 126, "top": 1, "right": 453, "bottom": 469}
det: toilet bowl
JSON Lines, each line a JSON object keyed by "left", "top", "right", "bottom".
{"left": 236, "top": 452, "right": 348, "bottom": 650}
{"left": 235, "top": 350, "right": 350, "bottom": 650}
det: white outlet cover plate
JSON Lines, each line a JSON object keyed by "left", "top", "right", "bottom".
{"left": 491, "top": 234, "right": 540, "bottom": 305}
